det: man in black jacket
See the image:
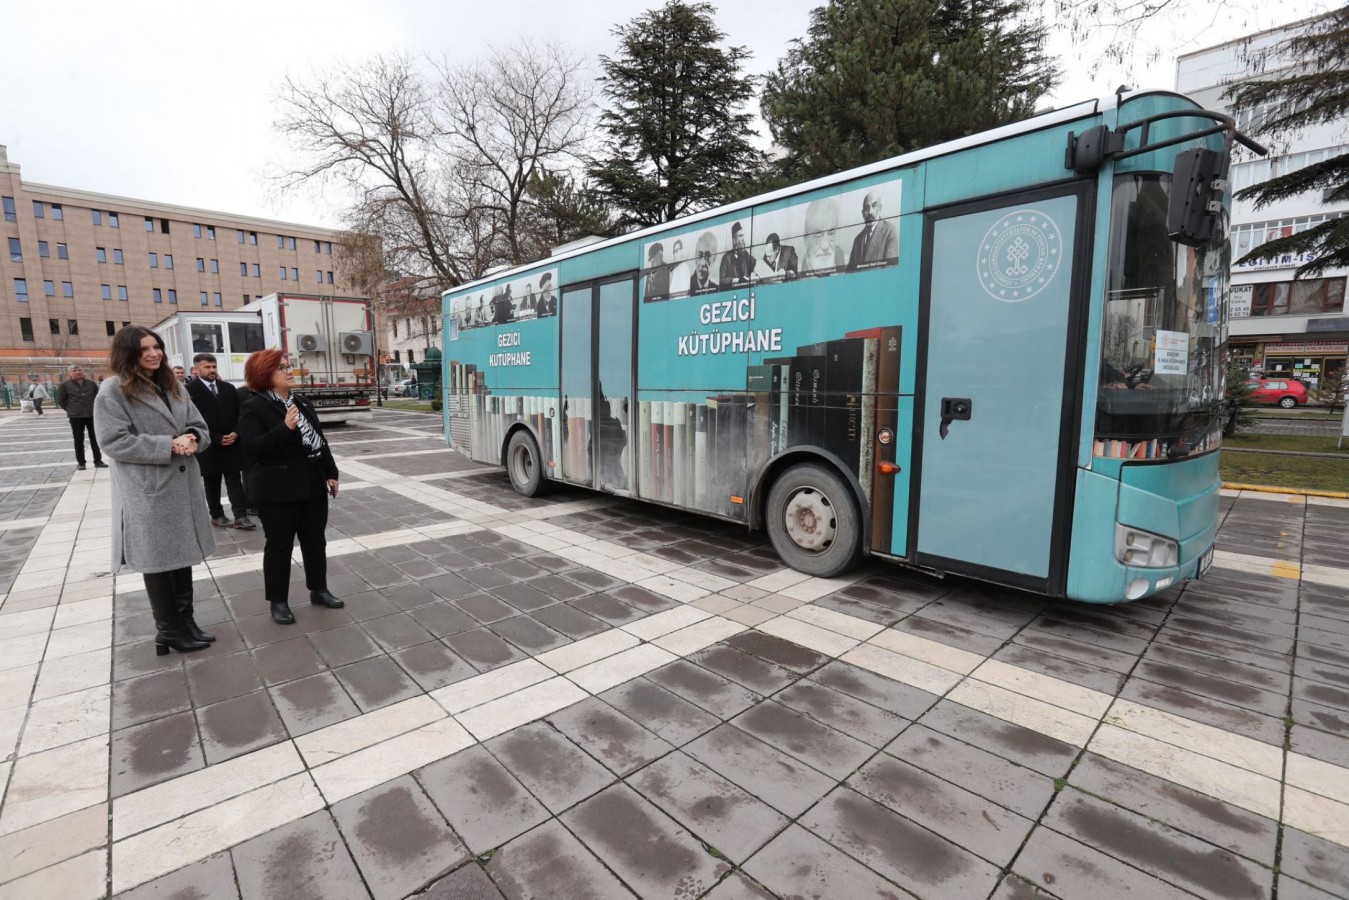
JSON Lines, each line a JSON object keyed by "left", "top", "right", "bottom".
{"left": 55, "top": 365, "right": 107, "bottom": 471}
{"left": 186, "top": 353, "right": 256, "bottom": 529}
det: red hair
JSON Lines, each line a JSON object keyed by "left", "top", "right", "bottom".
{"left": 244, "top": 349, "right": 284, "bottom": 393}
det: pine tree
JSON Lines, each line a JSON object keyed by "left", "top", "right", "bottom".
{"left": 1228, "top": 7, "right": 1349, "bottom": 276}
{"left": 761, "top": 0, "right": 1057, "bottom": 182}
{"left": 589, "top": 1, "right": 765, "bottom": 228}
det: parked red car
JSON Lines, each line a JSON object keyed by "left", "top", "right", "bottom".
{"left": 1247, "top": 377, "right": 1309, "bottom": 408}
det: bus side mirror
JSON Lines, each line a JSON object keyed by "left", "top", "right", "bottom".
{"left": 1168, "top": 148, "right": 1224, "bottom": 247}
{"left": 1065, "top": 125, "right": 1123, "bottom": 175}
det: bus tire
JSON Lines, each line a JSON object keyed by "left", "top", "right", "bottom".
{"left": 764, "top": 463, "right": 862, "bottom": 578}
{"left": 506, "top": 430, "right": 547, "bottom": 497}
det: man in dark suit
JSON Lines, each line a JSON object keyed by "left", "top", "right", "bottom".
{"left": 187, "top": 353, "right": 256, "bottom": 530}
{"left": 643, "top": 243, "right": 671, "bottom": 301}
{"left": 719, "top": 221, "right": 755, "bottom": 287}
{"left": 761, "top": 233, "right": 799, "bottom": 281}
{"left": 689, "top": 231, "right": 719, "bottom": 295}
{"left": 848, "top": 189, "right": 899, "bottom": 270}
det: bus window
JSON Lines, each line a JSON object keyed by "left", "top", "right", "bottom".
{"left": 228, "top": 322, "right": 265, "bottom": 353}
{"left": 1096, "top": 174, "right": 1227, "bottom": 459}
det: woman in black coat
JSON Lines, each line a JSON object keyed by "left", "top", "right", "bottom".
{"left": 237, "top": 349, "right": 343, "bottom": 624}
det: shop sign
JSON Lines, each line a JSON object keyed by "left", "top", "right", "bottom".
{"left": 1230, "top": 285, "right": 1252, "bottom": 318}
{"left": 1264, "top": 341, "right": 1348, "bottom": 355}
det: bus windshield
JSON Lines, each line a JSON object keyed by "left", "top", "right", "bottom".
{"left": 1095, "top": 173, "right": 1227, "bottom": 460}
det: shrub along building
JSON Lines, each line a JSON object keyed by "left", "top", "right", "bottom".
{"left": 0, "top": 144, "right": 361, "bottom": 390}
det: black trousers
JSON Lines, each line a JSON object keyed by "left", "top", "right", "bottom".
{"left": 203, "top": 472, "right": 247, "bottom": 520}
{"left": 257, "top": 495, "right": 328, "bottom": 603}
{"left": 32, "top": 399, "right": 43, "bottom": 415}
{"left": 69, "top": 416, "right": 102, "bottom": 465}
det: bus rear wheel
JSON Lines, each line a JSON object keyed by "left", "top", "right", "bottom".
{"left": 506, "top": 430, "right": 547, "bottom": 497}
{"left": 765, "top": 463, "right": 862, "bottom": 578}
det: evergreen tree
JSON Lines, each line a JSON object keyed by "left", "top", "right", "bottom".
{"left": 590, "top": 1, "right": 765, "bottom": 228}
{"left": 761, "top": 0, "right": 1058, "bottom": 181}
{"left": 1228, "top": 7, "right": 1349, "bottom": 276}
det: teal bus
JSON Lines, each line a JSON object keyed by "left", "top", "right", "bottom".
{"left": 440, "top": 90, "right": 1264, "bottom": 604}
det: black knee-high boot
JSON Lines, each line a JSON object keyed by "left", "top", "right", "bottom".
{"left": 172, "top": 567, "right": 215, "bottom": 643}
{"left": 144, "top": 570, "right": 209, "bottom": 655}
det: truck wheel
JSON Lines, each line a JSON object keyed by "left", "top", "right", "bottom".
{"left": 1279, "top": 396, "right": 1298, "bottom": 409}
{"left": 506, "top": 430, "right": 547, "bottom": 497}
{"left": 765, "top": 462, "right": 862, "bottom": 578}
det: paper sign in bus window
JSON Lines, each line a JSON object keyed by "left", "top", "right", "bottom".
{"left": 1154, "top": 329, "right": 1189, "bottom": 375}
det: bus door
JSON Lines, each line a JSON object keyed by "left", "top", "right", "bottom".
{"left": 559, "top": 276, "right": 637, "bottom": 495}
{"left": 913, "top": 187, "right": 1088, "bottom": 592}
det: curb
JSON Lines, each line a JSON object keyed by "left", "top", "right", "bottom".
{"left": 1222, "top": 481, "right": 1349, "bottom": 500}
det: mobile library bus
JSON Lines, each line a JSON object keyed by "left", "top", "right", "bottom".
{"left": 441, "top": 90, "right": 1264, "bottom": 604}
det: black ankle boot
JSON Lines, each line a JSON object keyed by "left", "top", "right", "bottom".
{"left": 145, "top": 570, "right": 210, "bottom": 656}
{"left": 271, "top": 602, "right": 296, "bottom": 624}
{"left": 310, "top": 590, "right": 345, "bottom": 609}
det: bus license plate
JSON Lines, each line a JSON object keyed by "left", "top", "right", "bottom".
{"left": 1198, "top": 546, "right": 1215, "bottom": 577}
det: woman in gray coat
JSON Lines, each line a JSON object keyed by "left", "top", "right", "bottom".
{"left": 94, "top": 326, "right": 218, "bottom": 655}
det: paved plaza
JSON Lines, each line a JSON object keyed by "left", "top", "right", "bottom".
{"left": 0, "top": 407, "right": 1346, "bottom": 899}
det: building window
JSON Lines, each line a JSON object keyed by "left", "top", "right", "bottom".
{"left": 57, "top": 243, "right": 68, "bottom": 260}
{"left": 97, "top": 247, "right": 107, "bottom": 263}
{"left": 392, "top": 320, "right": 398, "bottom": 338}
{"left": 7, "top": 237, "right": 20, "bottom": 262}
{"left": 325, "top": 241, "right": 332, "bottom": 255}
{"left": 68, "top": 319, "right": 78, "bottom": 336}
{"left": 326, "top": 271, "right": 334, "bottom": 284}
{"left": 291, "top": 267, "right": 298, "bottom": 281}
{"left": 277, "top": 234, "right": 285, "bottom": 249}
{"left": 393, "top": 349, "right": 400, "bottom": 363}
{"left": 62, "top": 282, "right": 73, "bottom": 298}
{"left": 196, "top": 258, "right": 205, "bottom": 272}
{"left": 243, "top": 293, "right": 250, "bottom": 305}
{"left": 314, "top": 240, "right": 322, "bottom": 253}
{"left": 38, "top": 241, "right": 49, "bottom": 258}
{"left": 168, "top": 289, "right": 177, "bottom": 305}
{"left": 249, "top": 231, "right": 257, "bottom": 245}
{"left": 287, "top": 236, "right": 296, "bottom": 251}
{"left": 113, "top": 248, "right": 124, "bottom": 265}
{"left": 193, "top": 224, "right": 202, "bottom": 238}
{"left": 154, "top": 288, "right": 163, "bottom": 303}
{"left": 145, "top": 216, "right": 155, "bottom": 232}
{"left": 33, "top": 201, "right": 45, "bottom": 219}
{"left": 3, "top": 196, "right": 17, "bottom": 221}
{"left": 251, "top": 263, "right": 260, "bottom": 277}
{"left": 213, "top": 292, "right": 222, "bottom": 307}
{"left": 164, "top": 254, "right": 173, "bottom": 269}
{"left": 43, "top": 280, "right": 55, "bottom": 297}
{"left": 101, "top": 284, "right": 112, "bottom": 301}
{"left": 237, "top": 229, "right": 245, "bottom": 243}
{"left": 149, "top": 252, "right": 159, "bottom": 268}
{"left": 210, "top": 259, "right": 219, "bottom": 274}
{"left": 49, "top": 318, "right": 60, "bottom": 336}
{"left": 279, "top": 267, "right": 288, "bottom": 280}
{"left": 1250, "top": 277, "right": 1346, "bottom": 317}
{"left": 52, "top": 204, "right": 63, "bottom": 221}
{"left": 408, "top": 349, "right": 416, "bottom": 365}
{"left": 19, "top": 318, "right": 33, "bottom": 342}
{"left": 316, "top": 270, "right": 323, "bottom": 283}
{"left": 160, "top": 218, "right": 169, "bottom": 234}
{"left": 240, "top": 262, "right": 248, "bottom": 276}
{"left": 92, "top": 209, "right": 102, "bottom": 226}
{"left": 109, "top": 212, "right": 120, "bottom": 228}
{"left": 106, "top": 321, "right": 116, "bottom": 337}
{"left": 14, "top": 278, "right": 29, "bottom": 302}
{"left": 200, "top": 291, "right": 209, "bottom": 306}
{"left": 206, "top": 225, "right": 215, "bottom": 240}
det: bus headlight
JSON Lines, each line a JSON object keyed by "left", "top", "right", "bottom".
{"left": 1114, "top": 525, "right": 1179, "bottom": 568}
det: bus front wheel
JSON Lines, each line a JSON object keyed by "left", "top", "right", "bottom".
{"left": 506, "top": 430, "right": 547, "bottom": 497}
{"left": 765, "top": 463, "right": 862, "bottom": 578}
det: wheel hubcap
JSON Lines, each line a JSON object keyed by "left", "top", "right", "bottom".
{"left": 511, "top": 445, "right": 533, "bottom": 484}
{"left": 783, "top": 487, "right": 836, "bottom": 552}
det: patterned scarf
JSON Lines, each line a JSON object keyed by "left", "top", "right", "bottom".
{"left": 270, "top": 391, "right": 324, "bottom": 457}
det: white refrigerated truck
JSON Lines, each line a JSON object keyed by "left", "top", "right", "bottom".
{"left": 154, "top": 293, "right": 376, "bottom": 424}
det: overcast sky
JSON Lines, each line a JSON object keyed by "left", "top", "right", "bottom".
{"left": 0, "top": 0, "right": 1333, "bottom": 230}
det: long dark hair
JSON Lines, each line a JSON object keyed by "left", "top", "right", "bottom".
{"left": 108, "top": 326, "right": 180, "bottom": 402}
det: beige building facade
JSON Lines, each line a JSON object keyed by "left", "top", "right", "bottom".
{"left": 0, "top": 144, "right": 361, "bottom": 384}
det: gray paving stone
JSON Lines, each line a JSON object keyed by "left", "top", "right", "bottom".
{"left": 732, "top": 699, "right": 873, "bottom": 780}
{"left": 361, "top": 612, "right": 435, "bottom": 652}
{"left": 648, "top": 659, "right": 761, "bottom": 719}
{"left": 112, "top": 667, "right": 191, "bottom": 730}
{"left": 690, "top": 644, "right": 797, "bottom": 694}
{"left": 548, "top": 697, "right": 674, "bottom": 776}
{"left": 490, "top": 615, "right": 571, "bottom": 654}
{"left": 527, "top": 575, "right": 588, "bottom": 601}
{"left": 408, "top": 600, "right": 480, "bottom": 638}
{"left": 269, "top": 672, "right": 362, "bottom": 737}
{"left": 332, "top": 655, "right": 421, "bottom": 711}
{"left": 700, "top": 871, "right": 777, "bottom": 900}
{"left": 600, "top": 679, "right": 721, "bottom": 746}
{"left": 445, "top": 627, "right": 529, "bottom": 672}
{"left": 891, "top": 613, "right": 1005, "bottom": 655}
{"left": 332, "top": 775, "right": 468, "bottom": 900}
{"left": 1119, "top": 678, "right": 1285, "bottom": 744}
{"left": 380, "top": 582, "right": 438, "bottom": 611}
{"left": 1045, "top": 789, "right": 1271, "bottom": 900}
{"left": 683, "top": 724, "right": 835, "bottom": 818}
{"left": 884, "top": 724, "right": 1054, "bottom": 819}
{"left": 992, "top": 642, "right": 1126, "bottom": 695}
{"left": 609, "top": 584, "right": 679, "bottom": 613}
{"left": 724, "top": 631, "right": 831, "bottom": 674}
{"left": 418, "top": 745, "right": 550, "bottom": 855}
{"left": 1013, "top": 826, "right": 1193, "bottom": 899}
{"left": 453, "top": 594, "right": 519, "bottom": 626}
{"left": 308, "top": 624, "right": 381, "bottom": 668}
{"left": 391, "top": 641, "right": 478, "bottom": 692}
{"left": 196, "top": 689, "right": 287, "bottom": 764}
{"left": 420, "top": 863, "right": 507, "bottom": 900}
{"left": 569, "top": 593, "right": 644, "bottom": 626}
{"left": 486, "top": 722, "right": 615, "bottom": 814}
{"left": 184, "top": 651, "right": 264, "bottom": 707}
{"left": 773, "top": 680, "right": 909, "bottom": 748}
{"left": 1135, "top": 660, "right": 1288, "bottom": 717}
{"left": 802, "top": 786, "right": 1001, "bottom": 899}
{"left": 1013, "top": 629, "right": 1139, "bottom": 674}
{"left": 989, "top": 874, "right": 1057, "bottom": 900}
{"left": 114, "top": 850, "right": 240, "bottom": 900}
{"left": 493, "top": 582, "right": 557, "bottom": 613}
{"left": 422, "top": 573, "right": 481, "bottom": 601}
{"left": 563, "top": 783, "right": 730, "bottom": 898}
{"left": 1281, "top": 827, "right": 1349, "bottom": 898}
{"left": 1296, "top": 655, "right": 1349, "bottom": 691}
{"left": 231, "top": 811, "right": 368, "bottom": 900}
{"left": 486, "top": 820, "right": 633, "bottom": 900}
{"left": 111, "top": 710, "right": 205, "bottom": 798}
{"left": 1069, "top": 752, "right": 1278, "bottom": 864}
{"left": 627, "top": 750, "right": 789, "bottom": 864}
{"left": 917, "top": 700, "right": 1078, "bottom": 777}
{"left": 251, "top": 636, "right": 327, "bottom": 686}
{"left": 531, "top": 603, "right": 609, "bottom": 640}
{"left": 809, "top": 660, "right": 939, "bottom": 720}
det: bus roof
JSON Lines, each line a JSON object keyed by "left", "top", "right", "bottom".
{"left": 442, "top": 90, "right": 1186, "bottom": 300}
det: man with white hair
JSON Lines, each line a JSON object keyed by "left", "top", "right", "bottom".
{"left": 55, "top": 365, "right": 106, "bottom": 471}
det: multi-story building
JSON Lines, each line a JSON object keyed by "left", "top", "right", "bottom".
{"left": 0, "top": 144, "right": 362, "bottom": 384}
{"left": 1177, "top": 15, "right": 1349, "bottom": 395}
{"left": 381, "top": 275, "right": 442, "bottom": 380}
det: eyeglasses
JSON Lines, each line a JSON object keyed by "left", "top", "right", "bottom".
{"left": 278, "top": 364, "right": 292, "bottom": 372}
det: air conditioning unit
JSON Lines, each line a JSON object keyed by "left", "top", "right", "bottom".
{"left": 340, "top": 331, "right": 374, "bottom": 355}
{"left": 297, "top": 333, "right": 327, "bottom": 353}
